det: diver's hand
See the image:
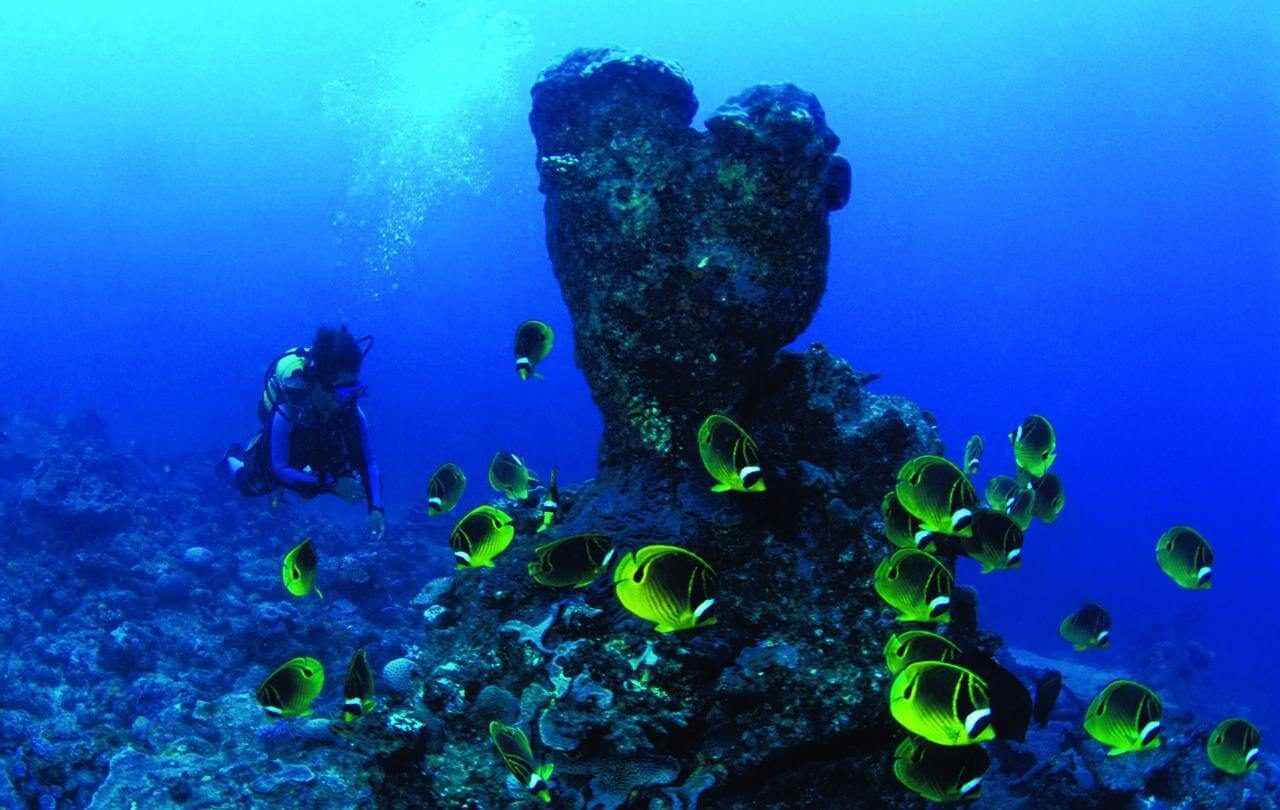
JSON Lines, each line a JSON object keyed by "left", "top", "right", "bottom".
{"left": 369, "top": 509, "right": 386, "bottom": 540}
{"left": 331, "top": 476, "right": 365, "bottom": 504}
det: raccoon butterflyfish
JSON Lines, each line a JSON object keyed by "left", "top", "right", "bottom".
{"left": 282, "top": 537, "right": 322, "bottom": 598}
{"left": 882, "top": 491, "right": 933, "bottom": 550}
{"left": 890, "top": 661, "right": 995, "bottom": 746}
{"left": 536, "top": 467, "right": 560, "bottom": 534}
{"left": 697, "top": 414, "right": 765, "bottom": 493}
{"left": 954, "top": 651, "right": 1033, "bottom": 743}
{"left": 1010, "top": 414, "right": 1056, "bottom": 478}
{"left": 1059, "top": 602, "right": 1111, "bottom": 651}
{"left": 874, "top": 549, "right": 954, "bottom": 623}
{"left": 985, "top": 475, "right": 1019, "bottom": 511}
{"left": 959, "top": 509, "right": 1024, "bottom": 573}
{"left": 893, "top": 734, "right": 989, "bottom": 802}
{"left": 342, "top": 649, "right": 376, "bottom": 722}
{"left": 1084, "top": 679, "right": 1162, "bottom": 755}
{"left": 614, "top": 545, "right": 718, "bottom": 633}
{"left": 1004, "top": 488, "right": 1035, "bottom": 531}
{"left": 1206, "top": 718, "right": 1261, "bottom": 775}
{"left": 1029, "top": 471, "right": 1065, "bottom": 523}
{"left": 1156, "top": 525, "right": 1213, "bottom": 590}
{"left": 488, "top": 451, "right": 539, "bottom": 501}
{"left": 489, "top": 721, "right": 554, "bottom": 802}
{"left": 963, "top": 435, "right": 984, "bottom": 476}
{"left": 1033, "top": 670, "right": 1062, "bottom": 728}
{"left": 895, "top": 455, "right": 976, "bottom": 537}
{"left": 514, "top": 320, "right": 554, "bottom": 380}
{"left": 256, "top": 657, "right": 324, "bottom": 719}
{"left": 426, "top": 462, "right": 467, "bottom": 516}
{"left": 450, "top": 505, "right": 515, "bottom": 569}
{"left": 884, "top": 630, "right": 961, "bottom": 676}
{"left": 528, "top": 533, "right": 616, "bottom": 588}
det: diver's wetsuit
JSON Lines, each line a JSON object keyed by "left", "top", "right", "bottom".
{"left": 234, "top": 405, "right": 383, "bottom": 512}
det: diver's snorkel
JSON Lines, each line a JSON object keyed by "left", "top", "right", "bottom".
{"left": 336, "top": 337, "right": 373, "bottom": 407}
{"left": 329, "top": 335, "right": 375, "bottom": 408}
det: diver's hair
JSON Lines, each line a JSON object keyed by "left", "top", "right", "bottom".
{"left": 309, "top": 325, "right": 363, "bottom": 383}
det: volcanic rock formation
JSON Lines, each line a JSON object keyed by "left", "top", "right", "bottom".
{"left": 400, "top": 46, "right": 944, "bottom": 806}
{"left": 530, "top": 47, "right": 852, "bottom": 467}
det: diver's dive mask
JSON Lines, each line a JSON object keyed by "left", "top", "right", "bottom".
{"left": 331, "top": 382, "right": 368, "bottom": 407}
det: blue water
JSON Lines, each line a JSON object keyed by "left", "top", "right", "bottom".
{"left": 1, "top": 0, "right": 1276, "bottom": 726}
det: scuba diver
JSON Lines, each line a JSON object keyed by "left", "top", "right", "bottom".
{"left": 216, "top": 325, "right": 386, "bottom": 540}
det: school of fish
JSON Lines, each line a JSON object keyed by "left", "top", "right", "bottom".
{"left": 252, "top": 328, "right": 1254, "bottom": 804}
{"left": 874, "top": 413, "right": 1250, "bottom": 800}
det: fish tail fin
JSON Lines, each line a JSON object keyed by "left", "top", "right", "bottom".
{"left": 343, "top": 712, "right": 355, "bottom": 723}
{"left": 710, "top": 484, "right": 732, "bottom": 493}
{"left": 536, "top": 790, "right": 551, "bottom": 803}
{"left": 749, "top": 481, "right": 766, "bottom": 492}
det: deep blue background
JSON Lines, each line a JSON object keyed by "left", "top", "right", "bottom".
{"left": 1, "top": 2, "right": 1276, "bottom": 714}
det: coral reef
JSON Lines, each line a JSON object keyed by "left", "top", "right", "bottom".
{"left": 0, "top": 410, "right": 455, "bottom": 808}
{"left": 0, "top": 47, "right": 1274, "bottom": 810}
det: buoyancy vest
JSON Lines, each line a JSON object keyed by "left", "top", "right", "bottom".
{"left": 260, "top": 348, "right": 312, "bottom": 426}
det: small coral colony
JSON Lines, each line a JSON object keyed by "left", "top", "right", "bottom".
{"left": 253, "top": 319, "right": 1253, "bottom": 804}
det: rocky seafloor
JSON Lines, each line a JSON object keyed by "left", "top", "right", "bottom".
{"left": 2, "top": 47, "right": 1276, "bottom": 810}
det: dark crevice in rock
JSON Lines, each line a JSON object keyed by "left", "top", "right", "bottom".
{"left": 702, "top": 724, "right": 909, "bottom": 807}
